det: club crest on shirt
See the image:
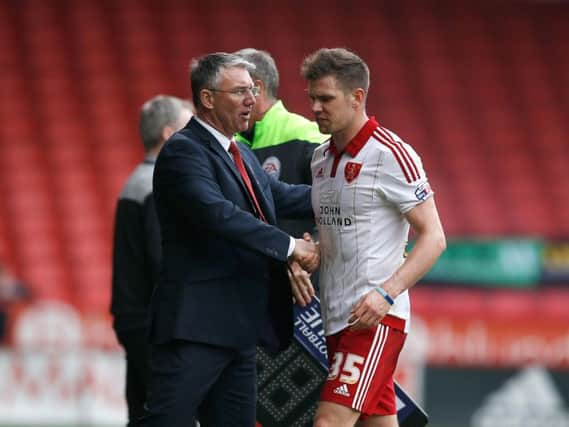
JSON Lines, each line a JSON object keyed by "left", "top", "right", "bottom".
{"left": 315, "top": 167, "right": 324, "bottom": 178}
{"left": 344, "top": 162, "right": 362, "bottom": 183}
{"left": 262, "top": 156, "right": 281, "bottom": 179}
{"left": 415, "top": 182, "right": 432, "bottom": 201}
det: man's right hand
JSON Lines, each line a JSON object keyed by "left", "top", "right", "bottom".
{"left": 291, "top": 234, "right": 320, "bottom": 273}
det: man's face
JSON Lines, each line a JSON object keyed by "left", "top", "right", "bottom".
{"left": 307, "top": 75, "right": 354, "bottom": 135}
{"left": 211, "top": 67, "right": 256, "bottom": 136}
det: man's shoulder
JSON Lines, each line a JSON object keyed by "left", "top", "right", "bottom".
{"left": 369, "top": 126, "right": 420, "bottom": 160}
{"left": 165, "top": 117, "right": 212, "bottom": 146}
{"left": 263, "top": 101, "right": 328, "bottom": 145}
{"left": 119, "top": 163, "right": 154, "bottom": 203}
{"left": 280, "top": 111, "right": 327, "bottom": 143}
{"left": 161, "top": 128, "right": 208, "bottom": 157}
{"left": 168, "top": 125, "right": 199, "bottom": 145}
{"left": 368, "top": 127, "right": 425, "bottom": 184}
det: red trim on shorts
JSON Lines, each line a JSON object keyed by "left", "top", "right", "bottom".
{"left": 381, "top": 314, "right": 406, "bottom": 332}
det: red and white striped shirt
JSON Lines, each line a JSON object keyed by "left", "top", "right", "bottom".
{"left": 311, "top": 117, "right": 433, "bottom": 335}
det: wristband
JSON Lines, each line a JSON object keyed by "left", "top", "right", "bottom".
{"left": 375, "top": 287, "right": 394, "bottom": 306}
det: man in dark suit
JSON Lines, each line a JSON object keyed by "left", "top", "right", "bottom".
{"left": 140, "top": 52, "right": 319, "bottom": 427}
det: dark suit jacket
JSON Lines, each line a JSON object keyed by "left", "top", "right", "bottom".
{"left": 149, "top": 117, "right": 313, "bottom": 352}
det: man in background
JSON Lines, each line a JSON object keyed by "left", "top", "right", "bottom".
{"left": 234, "top": 48, "right": 328, "bottom": 239}
{"left": 110, "top": 95, "right": 193, "bottom": 426}
{"left": 0, "top": 261, "right": 30, "bottom": 345}
{"left": 234, "top": 48, "right": 327, "bottom": 291}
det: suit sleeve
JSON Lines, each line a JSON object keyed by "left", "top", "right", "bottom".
{"left": 241, "top": 143, "right": 313, "bottom": 221}
{"left": 269, "top": 176, "right": 313, "bottom": 220}
{"left": 155, "top": 140, "right": 292, "bottom": 262}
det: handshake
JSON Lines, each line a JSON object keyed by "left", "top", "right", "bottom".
{"left": 290, "top": 232, "right": 320, "bottom": 273}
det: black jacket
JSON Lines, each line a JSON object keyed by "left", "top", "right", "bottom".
{"left": 111, "top": 156, "right": 161, "bottom": 332}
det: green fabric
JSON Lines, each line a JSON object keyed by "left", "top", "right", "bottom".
{"left": 235, "top": 100, "right": 328, "bottom": 148}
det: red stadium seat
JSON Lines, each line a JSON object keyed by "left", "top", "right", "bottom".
{"left": 0, "top": 0, "right": 568, "bottom": 310}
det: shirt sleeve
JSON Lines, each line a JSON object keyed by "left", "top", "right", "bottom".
{"left": 376, "top": 141, "right": 434, "bottom": 213}
{"left": 287, "top": 237, "right": 295, "bottom": 257}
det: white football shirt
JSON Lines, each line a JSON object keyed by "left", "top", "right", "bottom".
{"left": 311, "top": 117, "right": 433, "bottom": 335}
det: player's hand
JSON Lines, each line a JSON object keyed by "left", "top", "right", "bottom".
{"left": 348, "top": 289, "right": 391, "bottom": 331}
{"left": 288, "top": 261, "right": 315, "bottom": 307}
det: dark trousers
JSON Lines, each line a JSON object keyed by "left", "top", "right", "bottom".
{"left": 140, "top": 339, "right": 257, "bottom": 427}
{"left": 116, "top": 328, "right": 150, "bottom": 427}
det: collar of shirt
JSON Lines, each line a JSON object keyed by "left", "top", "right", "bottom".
{"left": 329, "top": 116, "right": 379, "bottom": 158}
{"left": 194, "top": 116, "right": 233, "bottom": 153}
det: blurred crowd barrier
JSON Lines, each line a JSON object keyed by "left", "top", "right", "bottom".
{"left": 0, "top": 300, "right": 125, "bottom": 426}
{"left": 1, "top": 297, "right": 568, "bottom": 426}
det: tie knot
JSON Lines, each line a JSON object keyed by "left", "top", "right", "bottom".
{"left": 229, "top": 139, "right": 239, "bottom": 155}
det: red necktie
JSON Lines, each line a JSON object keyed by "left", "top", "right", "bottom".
{"left": 229, "top": 140, "right": 268, "bottom": 223}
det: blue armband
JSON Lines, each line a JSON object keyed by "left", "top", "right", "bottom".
{"left": 375, "top": 287, "right": 394, "bottom": 306}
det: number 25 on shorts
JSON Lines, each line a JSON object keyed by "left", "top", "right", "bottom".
{"left": 328, "top": 352, "right": 365, "bottom": 384}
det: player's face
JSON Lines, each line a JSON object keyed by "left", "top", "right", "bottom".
{"left": 209, "top": 67, "right": 257, "bottom": 137}
{"left": 307, "top": 75, "right": 355, "bottom": 135}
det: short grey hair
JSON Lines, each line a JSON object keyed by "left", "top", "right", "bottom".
{"left": 190, "top": 52, "right": 256, "bottom": 109}
{"left": 139, "top": 95, "right": 193, "bottom": 151}
{"left": 234, "top": 48, "right": 279, "bottom": 100}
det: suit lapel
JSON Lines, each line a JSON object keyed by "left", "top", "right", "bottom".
{"left": 187, "top": 119, "right": 250, "bottom": 197}
{"left": 186, "top": 118, "right": 276, "bottom": 224}
{"left": 210, "top": 139, "right": 264, "bottom": 216}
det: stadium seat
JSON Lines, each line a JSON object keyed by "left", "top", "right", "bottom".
{"left": 0, "top": 0, "right": 568, "bottom": 309}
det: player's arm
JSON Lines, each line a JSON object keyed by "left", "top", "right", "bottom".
{"left": 349, "top": 197, "right": 446, "bottom": 329}
{"left": 382, "top": 196, "right": 446, "bottom": 298}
